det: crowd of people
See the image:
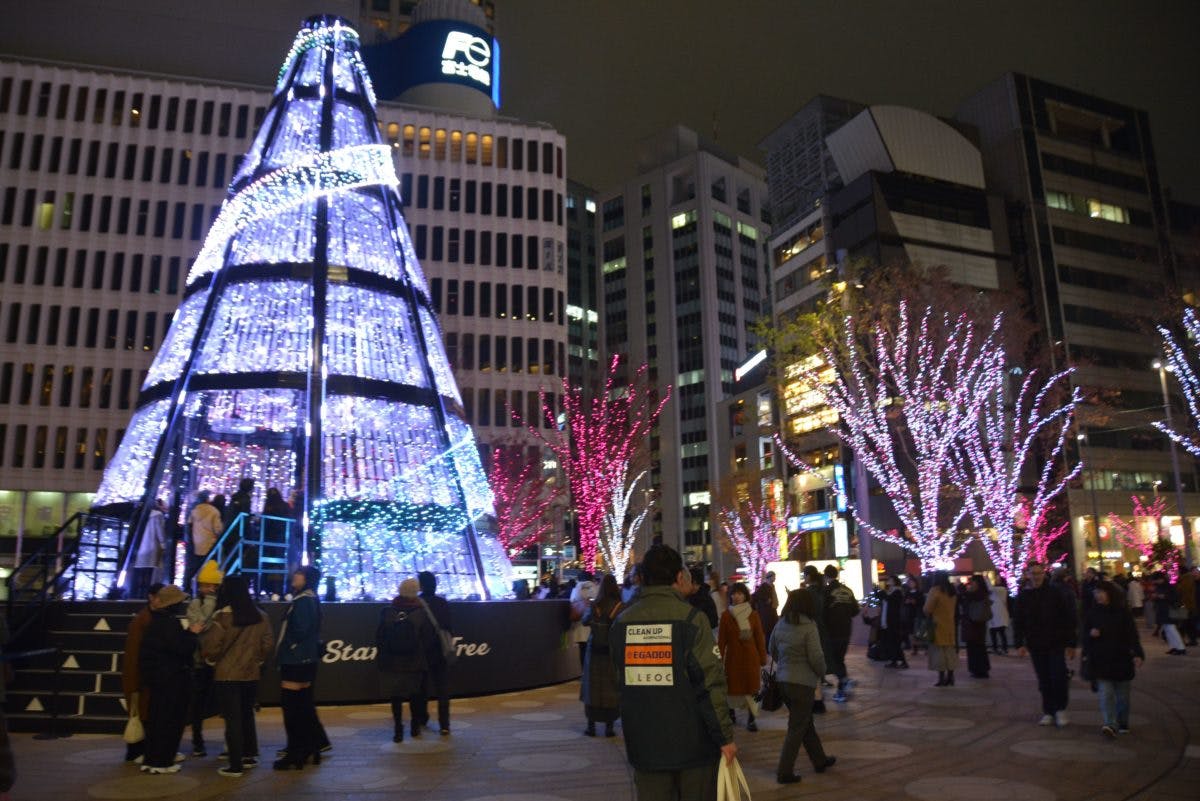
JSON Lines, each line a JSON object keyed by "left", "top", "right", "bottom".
{"left": 114, "top": 540, "right": 1194, "bottom": 797}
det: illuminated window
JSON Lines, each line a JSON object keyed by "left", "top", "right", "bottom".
{"left": 1047, "top": 190, "right": 1131, "bottom": 224}
{"left": 37, "top": 201, "right": 54, "bottom": 230}
{"left": 450, "top": 130, "right": 463, "bottom": 162}
{"left": 671, "top": 210, "right": 697, "bottom": 230}
{"left": 434, "top": 129, "right": 447, "bottom": 160}
{"left": 418, "top": 127, "right": 431, "bottom": 159}
{"left": 385, "top": 122, "right": 400, "bottom": 145}
{"left": 402, "top": 124, "right": 415, "bottom": 157}
{"left": 773, "top": 222, "right": 824, "bottom": 265}
{"left": 1087, "top": 198, "right": 1130, "bottom": 224}
{"left": 481, "top": 134, "right": 493, "bottom": 165}
{"left": 466, "top": 132, "right": 478, "bottom": 164}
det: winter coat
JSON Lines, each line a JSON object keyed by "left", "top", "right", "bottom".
{"left": 752, "top": 583, "right": 780, "bottom": 642}
{"left": 134, "top": 510, "right": 166, "bottom": 570}
{"left": 569, "top": 580, "right": 599, "bottom": 644}
{"left": 687, "top": 588, "right": 718, "bottom": 629}
{"left": 1084, "top": 603, "right": 1144, "bottom": 682}
{"left": 1179, "top": 572, "right": 1197, "bottom": 614}
{"left": 186, "top": 594, "right": 218, "bottom": 666}
{"left": 139, "top": 607, "right": 197, "bottom": 689}
{"left": 989, "top": 584, "right": 1012, "bottom": 628}
{"left": 121, "top": 605, "right": 153, "bottom": 719}
{"left": 375, "top": 598, "right": 438, "bottom": 676}
{"left": 420, "top": 592, "right": 453, "bottom": 668}
{"left": 880, "top": 588, "right": 903, "bottom": 631}
{"left": 824, "top": 579, "right": 859, "bottom": 640}
{"left": 611, "top": 585, "right": 733, "bottom": 772}
{"left": 717, "top": 605, "right": 767, "bottom": 696}
{"left": 923, "top": 586, "right": 958, "bottom": 648}
{"left": 1013, "top": 582, "right": 1078, "bottom": 651}
{"left": 960, "top": 585, "right": 991, "bottom": 644}
{"left": 1126, "top": 580, "right": 1144, "bottom": 609}
{"left": 769, "top": 615, "right": 825, "bottom": 688}
{"left": 277, "top": 590, "right": 322, "bottom": 666}
{"left": 189, "top": 502, "right": 223, "bottom": 556}
{"left": 201, "top": 607, "right": 274, "bottom": 682}
{"left": 581, "top": 597, "right": 623, "bottom": 712}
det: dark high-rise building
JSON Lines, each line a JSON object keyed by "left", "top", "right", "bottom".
{"left": 956, "top": 74, "right": 1197, "bottom": 566}
{"left": 565, "top": 180, "right": 600, "bottom": 394}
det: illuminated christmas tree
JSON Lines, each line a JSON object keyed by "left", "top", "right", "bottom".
{"left": 91, "top": 16, "right": 509, "bottom": 599}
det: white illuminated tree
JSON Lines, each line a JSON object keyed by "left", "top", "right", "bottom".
{"left": 778, "top": 302, "right": 1006, "bottom": 569}
{"left": 718, "top": 499, "right": 791, "bottom": 591}
{"left": 1155, "top": 308, "right": 1200, "bottom": 456}
{"left": 601, "top": 465, "right": 652, "bottom": 580}
{"left": 954, "top": 367, "right": 1081, "bottom": 591}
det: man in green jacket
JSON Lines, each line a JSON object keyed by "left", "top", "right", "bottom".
{"left": 612, "top": 545, "right": 737, "bottom": 800}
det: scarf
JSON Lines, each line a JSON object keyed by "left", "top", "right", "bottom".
{"left": 729, "top": 602, "right": 753, "bottom": 641}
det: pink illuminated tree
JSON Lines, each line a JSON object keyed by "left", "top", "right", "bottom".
{"left": 1108, "top": 495, "right": 1183, "bottom": 581}
{"left": 718, "top": 498, "right": 792, "bottom": 591}
{"left": 1025, "top": 502, "right": 1070, "bottom": 567}
{"left": 954, "top": 367, "right": 1081, "bottom": 592}
{"left": 778, "top": 302, "right": 1006, "bottom": 569}
{"left": 601, "top": 464, "right": 653, "bottom": 581}
{"left": 517, "top": 356, "right": 670, "bottom": 570}
{"left": 488, "top": 443, "right": 562, "bottom": 558}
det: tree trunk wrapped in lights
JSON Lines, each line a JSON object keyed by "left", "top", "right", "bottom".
{"left": 517, "top": 356, "right": 669, "bottom": 571}
{"left": 778, "top": 301, "right": 1006, "bottom": 570}
{"left": 718, "top": 498, "right": 791, "bottom": 591}
{"left": 954, "top": 368, "right": 1081, "bottom": 592}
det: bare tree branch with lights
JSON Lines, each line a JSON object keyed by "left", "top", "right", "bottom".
{"left": 516, "top": 355, "right": 671, "bottom": 571}
{"left": 488, "top": 442, "right": 562, "bottom": 558}
{"left": 778, "top": 301, "right": 1006, "bottom": 569}
{"left": 1108, "top": 494, "right": 1183, "bottom": 582}
{"left": 1155, "top": 307, "right": 1200, "bottom": 456}
{"left": 954, "top": 367, "right": 1081, "bottom": 592}
{"left": 718, "top": 498, "right": 791, "bottom": 591}
{"left": 602, "top": 465, "right": 653, "bottom": 581}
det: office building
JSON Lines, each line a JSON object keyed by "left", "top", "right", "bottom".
{"left": 956, "top": 74, "right": 1199, "bottom": 566}
{"left": 565, "top": 179, "right": 600, "bottom": 394}
{"left": 764, "top": 102, "right": 1013, "bottom": 569}
{"left": 597, "top": 126, "right": 769, "bottom": 563}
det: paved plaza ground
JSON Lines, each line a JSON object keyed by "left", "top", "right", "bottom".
{"left": 9, "top": 639, "right": 1198, "bottom": 801}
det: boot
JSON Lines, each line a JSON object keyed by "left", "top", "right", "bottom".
{"left": 946, "top": 671, "right": 955, "bottom": 686}
{"left": 746, "top": 711, "right": 758, "bottom": 733}
{"left": 391, "top": 698, "right": 405, "bottom": 743}
{"left": 935, "top": 671, "right": 947, "bottom": 687}
{"left": 604, "top": 723, "right": 616, "bottom": 738}
{"left": 729, "top": 708, "right": 736, "bottom": 725}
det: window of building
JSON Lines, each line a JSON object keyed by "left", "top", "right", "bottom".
{"left": 74, "top": 427, "right": 87, "bottom": 469}
{"left": 450, "top": 130, "right": 462, "bottom": 162}
{"left": 434, "top": 128, "right": 447, "bottom": 160}
{"left": 58, "top": 365, "right": 73, "bottom": 406}
{"left": 466, "top": 132, "right": 479, "bottom": 164}
{"left": 38, "top": 365, "right": 53, "bottom": 406}
{"left": 80, "top": 367, "right": 94, "bottom": 407}
{"left": 12, "top": 424, "right": 27, "bottom": 468}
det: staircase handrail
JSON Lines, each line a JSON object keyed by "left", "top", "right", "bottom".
{"left": 4, "top": 512, "right": 124, "bottom": 642}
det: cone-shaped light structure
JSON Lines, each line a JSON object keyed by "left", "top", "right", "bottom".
{"left": 92, "top": 16, "right": 510, "bottom": 599}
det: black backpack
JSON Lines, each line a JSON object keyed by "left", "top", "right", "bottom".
{"left": 383, "top": 609, "right": 420, "bottom": 656}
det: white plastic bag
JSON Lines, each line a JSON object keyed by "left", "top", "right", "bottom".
{"left": 717, "top": 756, "right": 752, "bottom": 801}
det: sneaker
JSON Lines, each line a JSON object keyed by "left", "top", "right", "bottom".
{"left": 218, "top": 767, "right": 244, "bottom": 778}
{"left": 140, "top": 764, "right": 181, "bottom": 775}
{"left": 832, "top": 693, "right": 848, "bottom": 703}
{"left": 243, "top": 757, "right": 259, "bottom": 768}
{"left": 173, "top": 753, "right": 186, "bottom": 764}
{"left": 1101, "top": 726, "right": 1116, "bottom": 739}
{"left": 191, "top": 747, "right": 207, "bottom": 758}
{"left": 218, "top": 751, "right": 229, "bottom": 761}
{"left": 1038, "top": 714, "right": 1055, "bottom": 726}
{"left": 133, "top": 756, "right": 144, "bottom": 765}
{"left": 1054, "top": 711, "right": 1070, "bottom": 728}
{"left": 320, "top": 743, "right": 333, "bottom": 753}
{"left": 440, "top": 728, "right": 450, "bottom": 736}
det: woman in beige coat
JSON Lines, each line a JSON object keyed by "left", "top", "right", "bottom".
{"left": 200, "top": 576, "right": 274, "bottom": 778}
{"left": 923, "top": 572, "right": 959, "bottom": 687}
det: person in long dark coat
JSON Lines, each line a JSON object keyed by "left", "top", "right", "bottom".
{"left": 1084, "top": 580, "right": 1144, "bottom": 736}
{"left": 580, "top": 574, "right": 624, "bottom": 737}
{"left": 138, "top": 585, "right": 203, "bottom": 774}
{"left": 375, "top": 578, "right": 438, "bottom": 743}
{"left": 961, "top": 575, "right": 992, "bottom": 678}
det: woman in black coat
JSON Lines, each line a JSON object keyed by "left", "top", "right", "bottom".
{"left": 880, "top": 576, "right": 908, "bottom": 669}
{"left": 580, "top": 574, "right": 624, "bottom": 737}
{"left": 960, "top": 575, "right": 992, "bottom": 678}
{"left": 1084, "top": 581, "right": 1144, "bottom": 737}
{"left": 139, "top": 585, "right": 204, "bottom": 774}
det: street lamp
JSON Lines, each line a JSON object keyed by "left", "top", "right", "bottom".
{"left": 1152, "top": 359, "right": 1195, "bottom": 568}
{"left": 1076, "top": 431, "right": 1106, "bottom": 575}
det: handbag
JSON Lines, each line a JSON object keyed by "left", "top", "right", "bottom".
{"left": 1168, "top": 604, "right": 1188, "bottom": 622}
{"left": 717, "top": 756, "right": 753, "bottom": 801}
{"left": 418, "top": 599, "right": 458, "bottom": 665}
{"left": 123, "top": 693, "right": 145, "bottom": 744}
{"left": 757, "top": 667, "right": 782, "bottom": 712}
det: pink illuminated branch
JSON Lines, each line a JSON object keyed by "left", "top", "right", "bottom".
{"left": 488, "top": 444, "right": 561, "bottom": 558}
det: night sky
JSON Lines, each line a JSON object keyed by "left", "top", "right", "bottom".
{"left": 3, "top": 1, "right": 1197, "bottom": 201}
{"left": 495, "top": 0, "right": 1200, "bottom": 201}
